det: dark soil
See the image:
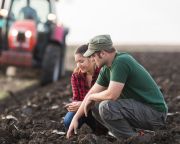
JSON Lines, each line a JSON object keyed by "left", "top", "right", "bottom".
{"left": 0, "top": 52, "right": 180, "bottom": 144}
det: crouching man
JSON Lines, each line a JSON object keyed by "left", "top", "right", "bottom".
{"left": 66, "top": 34, "right": 168, "bottom": 143}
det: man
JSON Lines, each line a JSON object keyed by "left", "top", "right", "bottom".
{"left": 18, "top": 0, "right": 39, "bottom": 23}
{"left": 66, "top": 35, "right": 167, "bottom": 143}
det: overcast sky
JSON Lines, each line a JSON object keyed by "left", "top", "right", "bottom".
{"left": 57, "top": 0, "right": 180, "bottom": 45}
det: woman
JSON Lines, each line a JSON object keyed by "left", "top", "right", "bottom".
{"left": 64, "top": 44, "right": 100, "bottom": 132}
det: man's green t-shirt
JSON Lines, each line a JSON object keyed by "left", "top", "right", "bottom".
{"left": 96, "top": 52, "right": 168, "bottom": 112}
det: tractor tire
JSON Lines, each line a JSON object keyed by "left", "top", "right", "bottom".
{"left": 0, "top": 65, "right": 7, "bottom": 75}
{"left": 41, "top": 44, "right": 64, "bottom": 85}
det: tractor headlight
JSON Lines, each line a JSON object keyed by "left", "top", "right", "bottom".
{"left": 12, "top": 29, "right": 18, "bottom": 37}
{"left": 48, "top": 13, "right": 56, "bottom": 22}
{"left": 0, "top": 9, "right": 8, "bottom": 18}
{"left": 25, "top": 30, "right": 32, "bottom": 38}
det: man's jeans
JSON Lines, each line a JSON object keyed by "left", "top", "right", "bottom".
{"left": 64, "top": 111, "right": 96, "bottom": 131}
{"left": 92, "top": 99, "right": 167, "bottom": 139}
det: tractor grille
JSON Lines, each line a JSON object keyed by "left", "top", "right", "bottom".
{"left": 17, "top": 32, "right": 26, "bottom": 42}
{"left": 0, "top": 50, "right": 33, "bottom": 67}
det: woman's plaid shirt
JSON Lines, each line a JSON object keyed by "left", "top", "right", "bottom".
{"left": 71, "top": 68, "right": 100, "bottom": 101}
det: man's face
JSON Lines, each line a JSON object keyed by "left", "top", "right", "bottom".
{"left": 91, "top": 51, "right": 105, "bottom": 68}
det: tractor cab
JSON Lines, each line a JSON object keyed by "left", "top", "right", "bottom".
{"left": 0, "top": 0, "right": 68, "bottom": 85}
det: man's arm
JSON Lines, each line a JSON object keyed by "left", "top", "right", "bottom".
{"left": 90, "top": 81, "right": 124, "bottom": 101}
{"left": 66, "top": 83, "right": 106, "bottom": 138}
{"left": 84, "top": 81, "right": 124, "bottom": 116}
{"left": 71, "top": 82, "right": 106, "bottom": 119}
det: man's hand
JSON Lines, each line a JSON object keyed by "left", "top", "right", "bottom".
{"left": 66, "top": 118, "right": 79, "bottom": 139}
{"left": 64, "top": 101, "right": 82, "bottom": 112}
{"left": 84, "top": 95, "right": 95, "bottom": 117}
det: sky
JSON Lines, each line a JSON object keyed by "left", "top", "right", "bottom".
{"left": 57, "top": 0, "right": 180, "bottom": 45}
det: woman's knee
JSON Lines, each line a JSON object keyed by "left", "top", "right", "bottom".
{"left": 64, "top": 112, "right": 75, "bottom": 128}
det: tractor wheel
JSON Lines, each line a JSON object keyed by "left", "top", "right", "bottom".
{"left": 41, "top": 44, "right": 64, "bottom": 85}
{"left": 0, "top": 65, "right": 7, "bottom": 75}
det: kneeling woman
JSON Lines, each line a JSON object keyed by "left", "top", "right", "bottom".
{"left": 64, "top": 44, "right": 100, "bottom": 132}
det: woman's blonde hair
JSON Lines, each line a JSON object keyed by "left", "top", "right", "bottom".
{"left": 73, "top": 44, "right": 88, "bottom": 73}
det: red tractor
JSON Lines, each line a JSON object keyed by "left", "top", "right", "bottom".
{"left": 0, "top": 0, "right": 68, "bottom": 85}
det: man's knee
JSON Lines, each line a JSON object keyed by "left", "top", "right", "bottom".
{"left": 99, "top": 100, "right": 109, "bottom": 111}
{"left": 99, "top": 100, "right": 124, "bottom": 120}
{"left": 99, "top": 100, "right": 112, "bottom": 120}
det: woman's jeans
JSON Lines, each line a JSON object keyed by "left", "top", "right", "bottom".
{"left": 64, "top": 111, "right": 96, "bottom": 131}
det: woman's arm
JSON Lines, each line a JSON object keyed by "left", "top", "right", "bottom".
{"left": 71, "top": 73, "right": 80, "bottom": 101}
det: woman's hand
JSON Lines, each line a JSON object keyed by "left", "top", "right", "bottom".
{"left": 65, "top": 101, "right": 82, "bottom": 112}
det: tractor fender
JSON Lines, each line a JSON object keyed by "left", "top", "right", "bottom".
{"left": 50, "top": 25, "right": 67, "bottom": 45}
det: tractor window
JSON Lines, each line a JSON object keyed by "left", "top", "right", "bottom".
{"left": 11, "top": 0, "right": 26, "bottom": 20}
{"left": 30, "top": 0, "right": 50, "bottom": 23}
{"left": 11, "top": 0, "right": 50, "bottom": 23}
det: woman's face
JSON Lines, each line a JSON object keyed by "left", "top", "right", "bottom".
{"left": 75, "top": 54, "right": 92, "bottom": 73}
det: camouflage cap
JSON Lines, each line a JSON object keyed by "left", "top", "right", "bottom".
{"left": 83, "top": 34, "right": 113, "bottom": 57}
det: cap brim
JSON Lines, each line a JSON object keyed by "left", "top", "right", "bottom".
{"left": 83, "top": 49, "right": 96, "bottom": 57}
